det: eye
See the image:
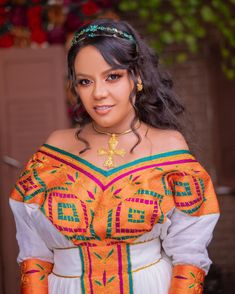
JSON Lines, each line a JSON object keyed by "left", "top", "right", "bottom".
{"left": 76, "top": 79, "right": 91, "bottom": 87}
{"left": 107, "top": 73, "right": 122, "bottom": 81}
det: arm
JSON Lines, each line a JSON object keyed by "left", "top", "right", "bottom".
{"left": 10, "top": 151, "right": 54, "bottom": 293}
{"left": 162, "top": 162, "right": 220, "bottom": 293}
{"left": 10, "top": 199, "right": 53, "bottom": 294}
{"left": 163, "top": 210, "right": 219, "bottom": 293}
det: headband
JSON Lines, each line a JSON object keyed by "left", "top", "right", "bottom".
{"left": 71, "top": 24, "right": 136, "bottom": 47}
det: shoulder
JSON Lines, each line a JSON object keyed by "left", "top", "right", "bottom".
{"left": 147, "top": 127, "right": 189, "bottom": 152}
{"left": 45, "top": 128, "right": 77, "bottom": 149}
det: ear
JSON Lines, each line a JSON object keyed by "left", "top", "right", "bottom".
{"left": 137, "top": 75, "right": 142, "bottom": 85}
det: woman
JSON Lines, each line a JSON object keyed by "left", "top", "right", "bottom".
{"left": 10, "top": 19, "right": 219, "bottom": 293}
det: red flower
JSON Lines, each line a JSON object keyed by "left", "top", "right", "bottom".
{"left": 31, "top": 28, "right": 47, "bottom": 44}
{"left": 81, "top": 1, "right": 100, "bottom": 16}
{"left": 27, "top": 6, "right": 42, "bottom": 29}
{"left": 0, "top": 7, "right": 6, "bottom": 26}
{"left": 0, "top": 33, "right": 14, "bottom": 48}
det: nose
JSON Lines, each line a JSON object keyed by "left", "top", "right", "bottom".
{"left": 92, "top": 80, "right": 108, "bottom": 100}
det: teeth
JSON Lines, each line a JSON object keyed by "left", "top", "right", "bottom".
{"left": 96, "top": 106, "right": 112, "bottom": 110}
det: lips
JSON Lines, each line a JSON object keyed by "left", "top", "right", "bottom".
{"left": 94, "top": 105, "right": 114, "bottom": 110}
{"left": 94, "top": 105, "right": 114, "bottom": 115}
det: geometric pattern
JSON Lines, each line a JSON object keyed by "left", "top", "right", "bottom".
{"left": 128, "top": 208, "right": 145, "bottom": 223}
{"left": 10, "top": 144, "right": 219, "bottom": 293}
{"left": 10, "top": 144, "right": 220, "bottom": 245}
{"left": 58, "top": 203, "right": 80, "bottom": 222}
{"left": 169, "top": 172, "right": 206, "bottom": 215}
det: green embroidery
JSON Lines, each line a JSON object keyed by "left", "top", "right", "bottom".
{"left": 128, "top": 208, "right": 145, "bottom": 223}
{"left": 57, "top": 203, "right": 80, "bottom": 222}
{"left": 173, "top": 181, "right": 192, "bottom": 196}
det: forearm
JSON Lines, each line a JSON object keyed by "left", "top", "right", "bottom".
{"left": 169, "top": 264, "right": 205, "bottom": 294}
{"left": 20, "top": 259, "right": 53, "bottom": 294}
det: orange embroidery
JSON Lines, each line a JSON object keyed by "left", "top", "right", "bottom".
{"left": 169, "top": 264, "right": 205, "bottom": 294}
{"left": 11, "top": 145, "right": 219, "bottom": 293}
{"left": 21, "top": 259, "right": 53, "bottom": 294}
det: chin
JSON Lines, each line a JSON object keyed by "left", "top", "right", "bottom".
{"left": 95, "top": 121, "right": 115, "bottom": 129}
{"left": 92, "top": 116, "right": 117, "bottom": 128}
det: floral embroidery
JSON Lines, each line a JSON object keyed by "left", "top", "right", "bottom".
{"left": 11, "top": 145, "right": 219, "bottom": 293}
{"left": 21, "top": 259, "right": 53, "bottom": 292}
{"left": 170, "top": 264, "right": 205, "bottom": 294}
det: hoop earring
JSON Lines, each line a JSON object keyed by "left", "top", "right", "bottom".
{"left": 137, "top": 83, "right": 143, "bottom": 92}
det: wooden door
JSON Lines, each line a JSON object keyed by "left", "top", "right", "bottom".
{"left": 0, "top": 46, "right": 71, "bottom": 294}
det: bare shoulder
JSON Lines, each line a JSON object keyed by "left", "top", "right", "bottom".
{"left": 147, "top": 127, "right": 189, "bottom": 152}
{"left": 45, "top": 128, "right": 78, "bottom": 149}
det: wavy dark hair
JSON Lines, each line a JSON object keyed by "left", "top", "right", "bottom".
{"left": 67, "top": 18, "right": 186, "bottom": 154}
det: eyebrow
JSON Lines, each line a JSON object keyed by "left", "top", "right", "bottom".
{"left": 75, "top": 67, "right": 124, "bottom": 78}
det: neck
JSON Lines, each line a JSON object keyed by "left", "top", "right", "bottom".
{"left": 91, "top": 111, "right": 139, "bottom": 134}
{"left": 92, "top": 120, "right": 141, "bottom": 135}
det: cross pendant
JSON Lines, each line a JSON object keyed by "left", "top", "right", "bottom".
{"left": 97, "top": 134, "right": 126, "bottom": 169}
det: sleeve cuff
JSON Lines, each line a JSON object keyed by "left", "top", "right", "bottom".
{"left": 21, "top": 259, "right": 53, "bottom": 293}
{"left": 169, "top": 264, "right": 205, "bottom": 294}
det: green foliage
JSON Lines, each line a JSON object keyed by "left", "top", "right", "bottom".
{"left": 119, "top": 0, "right": 235, "bottom": 79}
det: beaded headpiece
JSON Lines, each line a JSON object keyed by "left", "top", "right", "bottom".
{"left": 71, "top": 24, "right": 136, "bottom": 47}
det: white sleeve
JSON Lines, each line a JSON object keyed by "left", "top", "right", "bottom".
{"left": 9, "top": 198, "right": 53, "bottom": 264}
{"left": 162, "top": 209, "right": 219, "bottom": 273}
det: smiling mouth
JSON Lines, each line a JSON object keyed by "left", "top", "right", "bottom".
{"left": 94, "top": 105, "right": 114, "bottom": 110}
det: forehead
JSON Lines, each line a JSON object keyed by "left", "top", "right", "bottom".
{"left": 74, "top": 45, "right": 110, "bottom": 73}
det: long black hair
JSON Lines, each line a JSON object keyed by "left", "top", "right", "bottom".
{"left": 67, "top": 18, "right": 186, "bottom": 154}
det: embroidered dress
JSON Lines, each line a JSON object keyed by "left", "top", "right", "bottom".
{"left": 10, "top": 144, "right": 220, "bottom": 294}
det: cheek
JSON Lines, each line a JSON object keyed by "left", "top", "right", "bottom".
{"left": 117, "top": 83, "right": 133, "bottom": 99}
{"left": 76, "top": 89, "right": 90, "bottom": 105}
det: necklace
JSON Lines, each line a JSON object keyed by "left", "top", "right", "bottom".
{"left": 92, "top": 121, "right": 140, "bottom": 169}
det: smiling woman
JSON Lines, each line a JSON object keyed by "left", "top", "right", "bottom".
{"left": 73, "top": 45, "right": 135, "bottom": 131}
{"left": 9, "top": 19, "right": 219, "bottom": 294}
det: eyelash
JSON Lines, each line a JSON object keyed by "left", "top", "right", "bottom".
{"left": 76, "top": 72, "right": 123, "bottom": 87}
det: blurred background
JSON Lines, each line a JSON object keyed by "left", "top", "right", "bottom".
{"left": 0, "top": 0, "right": 234, "bottom": 293}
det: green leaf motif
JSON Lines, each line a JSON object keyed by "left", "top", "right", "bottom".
{"left": 95, "top": 280, "right": 102, "bottom": 286}
{"left": 107, "top": 276, "right": 116, "bottom": 283}
{"left": 106, "top": 249, "right": 114, "bottom": 259}
{"left": 40, "top": 274, "right": 45, "bottom": 281}
{"left": 190, "top": 272, "right": 196, "bottom": 278}
{"left": 36, "top": 263, "right": 44, "bottom": 270}
{"left": 94, "top": 252, "right": 102, "bottom": 260}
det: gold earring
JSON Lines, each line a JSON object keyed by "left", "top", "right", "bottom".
{"left": 137, "top": 83, "right": 143, "bottom": 92}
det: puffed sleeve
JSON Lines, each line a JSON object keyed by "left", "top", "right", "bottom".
{"left": 162, "top": 160, "right": 220, "bottom": 293}
{"left": 9, "top": 152, "right": 53, "bottom": 293}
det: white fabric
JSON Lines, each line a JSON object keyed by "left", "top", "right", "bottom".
{"left": 49, "top": 238, "right": 171, "bottom": 294}
{"left": 52, "top": 238, "right": 162, "bottom": 277}
{"left": 48, "top": 258, "right": 172, "bottom": 294}
{"left": 162, "top": 209, "right": 220, "bottom": 273}
{"left": 9, "top": 198, "right": 219, "bottom": 293}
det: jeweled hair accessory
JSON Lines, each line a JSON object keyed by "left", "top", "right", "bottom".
{"left": 71, "top": 24, "right": 136, "bottom": 47}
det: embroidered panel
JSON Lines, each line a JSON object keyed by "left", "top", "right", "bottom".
{"left": 21, "top": 259, "right": 53, "bottom": 294}
{"left": 78, "top": 243, "right": 133, "bottom": 294}
{"left": 169, "top": 264, "right": 205, "bottom": 294}
{"left": 10, "top": 144, "right": 219, "bottom": 246}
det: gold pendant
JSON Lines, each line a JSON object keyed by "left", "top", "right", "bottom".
{"left": 98, "top": 134, "right": 126, "bottom": 169}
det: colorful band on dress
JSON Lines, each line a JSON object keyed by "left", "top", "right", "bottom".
{"left": 169, "top": 264, "right": 205, "bottom": 294}
{"left": 21, "top": 259, "right": 53, "bottom": 294}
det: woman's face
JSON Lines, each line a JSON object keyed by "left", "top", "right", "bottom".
{"left": 73, "top": 45, "right": 136, "bottom": 131}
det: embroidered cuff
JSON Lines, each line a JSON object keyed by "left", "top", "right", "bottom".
{"left": 21, "top": 259, "right": 53, "bottom": 293}
{"left": 169, "top": 264, "right": 205, "bottom": 294}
